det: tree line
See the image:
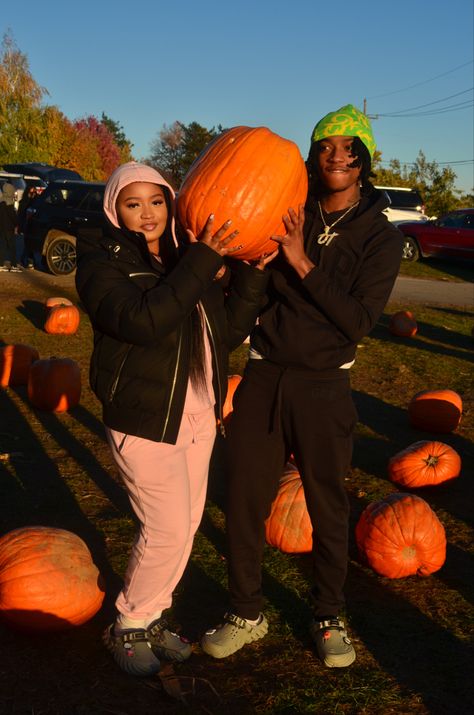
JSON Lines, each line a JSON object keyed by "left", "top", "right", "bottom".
{"left": 1, "top": 33, "right": 472, "bottom": 216}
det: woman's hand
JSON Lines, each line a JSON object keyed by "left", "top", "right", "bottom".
{"left": 270, "top": 205, "right": 315, "bottom": 278}
{"left": 244, "top": 250, "right": 279, "bottom": 271}
{"left": 186, "top": 214, "right": 243, "bottom": 257}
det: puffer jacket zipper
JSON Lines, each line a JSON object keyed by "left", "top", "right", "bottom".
{"left": 200, "top": 301, "right": 226, "bottom": 437}
{"left": 108, "top": 345, "right": 132, "bottom": 402}
{"left": 160, "top": 327, "right": 183, "bottom": 441}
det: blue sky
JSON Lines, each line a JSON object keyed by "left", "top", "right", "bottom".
{"left": 3, "top": 0, "right": 473, "bottom": 192}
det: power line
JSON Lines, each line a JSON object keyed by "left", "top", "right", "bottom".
{"left": 376, "top": 87, "right": 473, "bottom": 116}
{"left": 379, "top": 101, "right": 473, "bottom": 118}
{"left": 367, "top": 60, "right": 473, "bottom": 99}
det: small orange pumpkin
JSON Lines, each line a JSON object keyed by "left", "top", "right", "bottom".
{"left": 0, "top": 526, "right": 105, "bottom": 631}
{"left": 408, "top": 389, "right": 462, "bottom": 433}
{"left": 44, "top": 303, "right": 80, "bottom": 335}
{"left": 45, "top": 296, "right": 74, "bottom": 310}
{"left": 177, "top": 126, "right": 308, "bottom": 260}
{"left": 27, "top": 357, "right": 81, "bottom": 412}
{"left": 265, "top": 464, "right": 312, "bottom": 554}
{"left": 222, "top": 374, "right": 242, "bottom": 425}
{"left": 389, "top": 310, "right": 417, "bottom": 337}
{"left": 355, "top": 493, "right": 446, "bottom": 578}
{"left": 388, "top": 440, "right": 461, "bottom": 488}
{"left": 0, "top": 344, "right": 39, "bottom": 387}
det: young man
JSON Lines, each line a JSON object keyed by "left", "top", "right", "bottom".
{"left": 201, "top": 104, "right": 403, "bottom": 668}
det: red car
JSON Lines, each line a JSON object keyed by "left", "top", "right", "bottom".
{"left": 398, "top": 208, "right": 474, "bottom": 261}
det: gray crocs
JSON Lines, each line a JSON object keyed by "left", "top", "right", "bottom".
{"left": 147, "top": 617, "right": 192, "bottom": 662}
{"left": 310, "top": 618, "right": 356, "bottom": 668}
{"left": 103, "top": 624, "right": 161, "bottom": 677}
{"left": 201, "top": 612, "right": 268, "bottom": 658}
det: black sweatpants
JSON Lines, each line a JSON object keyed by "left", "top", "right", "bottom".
{"left": 225, "top": 358, "right": 358, "bottom": 620}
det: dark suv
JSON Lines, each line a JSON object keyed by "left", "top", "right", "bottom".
{"left": 24, "top": 180, "right": 106, "bottom": 275}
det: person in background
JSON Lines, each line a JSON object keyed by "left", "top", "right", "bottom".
{"left": 17, "top": 185, "right": 38, "bottom": 269}
{"left": 0, "top": 183, "right": 21, "bottom": 272}
{"left": 75, "top": 162, "right": 270, "bottom": 677}
{"left": 201, "top": 104, "right": 403, "bottom": 668}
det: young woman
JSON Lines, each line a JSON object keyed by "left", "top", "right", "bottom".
{"left": 201, "top": 105, "right": 404, "bottom": 668}
{"left": 75, "top": 162, "right": 269, "bottom": 677}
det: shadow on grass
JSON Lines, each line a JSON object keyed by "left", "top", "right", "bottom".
{"left": 373, "top": 315, "right": 474, "bottom": 361}
{"left": 400, "top": 256, "right": 474, "bottom": 283}
{"left": 0, "top": 387, "right": 123, "bottom": 603}
{"left": 346, "top": 560, "right": 474, "bottom": 715}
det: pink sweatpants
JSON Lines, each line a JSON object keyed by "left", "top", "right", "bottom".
{"left": 106, "top": 406, "right": 216, "bottom": 620}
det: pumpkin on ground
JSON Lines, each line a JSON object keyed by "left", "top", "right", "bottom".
{"left": 355, "top": 493, "right": 446, "bottom": 578}
{"left": 28, "top": 357, "right": 81, "bottom": 412}
{"left": 265, "top": 464, "right": 312, "bottom": 554}
{"left": 408, "top": 389, "right": 462, "bottom": 433}
{"left": 388, "top": 440, "right": 461, "bottom": 488}
{"left": 222, "top": 374, "right": 242, "bottom": 425}
{"left": 177, "top": 126, "right": 308, "bottom": 261}
{"left": 45, "top": 296, "right": 73, "bottom": 310}
{"left": 0, "top": 526, "right": 105, "bottom": 631}
{"left": 44, "top": 303, "right": 80, "bottom": 335}
{"left": 0, "top": 344, "right": 39, "bottom": 387}
{"left": 389, "top": 310, "right": 418, "bottom": 337}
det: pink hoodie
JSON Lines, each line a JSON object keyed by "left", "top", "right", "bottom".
{"left": 103, "top": 161, "right": 178, "bottom": 247}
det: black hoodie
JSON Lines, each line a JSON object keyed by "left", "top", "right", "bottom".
{"left": 250, "top": 188, "right": 403, "bottom": 371}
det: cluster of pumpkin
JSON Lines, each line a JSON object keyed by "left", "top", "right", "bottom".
{"left": 0, "top": 298, "right": 102, "bottom": 632}
{"left": 223, "top": 352, "right": 463, "bottom": 581}
{"left": 0, "top": 297, "right": 81, "bottom": 412}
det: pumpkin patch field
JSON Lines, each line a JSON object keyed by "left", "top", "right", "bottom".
{"left": 0, "top": 270, "right": 472, "bottom": 715}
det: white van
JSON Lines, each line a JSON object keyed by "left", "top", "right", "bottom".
{"left": 375, "top": 186, "right": 428, "bottom": 224}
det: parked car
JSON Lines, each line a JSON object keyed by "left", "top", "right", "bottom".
{"left": 375, "top": 186, "right": 428, "bottom": 224}
{"left": 24, "top": 179, "right": 106, "bottom": 275}
{"left": 3, "top": 162, "right": 83, "bottom": 183}
{"left": 398, "top": 208, "right": 474, "bottom": 261}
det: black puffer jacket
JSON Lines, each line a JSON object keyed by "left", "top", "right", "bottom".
{"left": 251, "top": 188, "right": 404, "bottom": 370}
{"left": 76, "top": 224, "right": 268, "bottom": 444}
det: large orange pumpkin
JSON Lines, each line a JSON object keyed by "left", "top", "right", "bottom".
{"left": 388, "top": 440, "right": 461, "bottom": 488}
{"left": 222, "top": 374, "right": 242, "bottom": 425}
{"left": 27, "top": 357, "right": 81, "bottom": 412}
{"left": 177, "top": 126, "right": 308, "bottom": 261}
{"left": 355, "top": 493, "right": 446, "bottom": 578}
{"left": 408, "top": 389, "right": 462, "bottom": 433}
{"left": 389, "top": 310, "right": 417, "bottom": 337}
{"left": 0, "top": 344, "right": 39, "bottom": 387}
{"left": 265, "top": 464, "right": 312, "bottom": 554}
{"left": 0, "top": 526, "right": 105, "bottom": 631}
{"left": 44, "top": 303, "right": 80, "bottom": 335}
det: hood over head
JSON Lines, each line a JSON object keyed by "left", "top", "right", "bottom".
{"left": 1, "top": 182, "right": 16, "bottom": 206}
{"left": 104, "top": 162, "right": 178, "bottom": 247}
{"left": 311, "top": 104, "right": 376, "bottom": 159}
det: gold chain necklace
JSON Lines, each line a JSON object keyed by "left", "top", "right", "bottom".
{"left": 317, "top": 200, "right": 360, "bottom": 246}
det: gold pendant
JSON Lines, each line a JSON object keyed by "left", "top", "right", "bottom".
{"left": 317, "top": 229, "right": 338, "bottom": 246}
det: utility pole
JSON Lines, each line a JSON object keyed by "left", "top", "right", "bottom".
{"left": 363, "top": 98, "right": 378, "bottom": 120}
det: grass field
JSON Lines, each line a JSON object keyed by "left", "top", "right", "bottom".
{"left": 0, "top": 270, "right": 472, "bottom": 714}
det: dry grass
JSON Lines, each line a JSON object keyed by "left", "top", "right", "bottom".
{"left": 0, "top": 270, "right": 472, "bottom": 715}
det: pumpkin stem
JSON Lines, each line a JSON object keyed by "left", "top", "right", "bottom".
{"left": 423, "top": 455, "right": 439, "bottom": 467}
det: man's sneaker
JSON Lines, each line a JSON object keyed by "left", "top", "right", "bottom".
{"left": 201, "top": 612, "right": 268, "bottom": 658}
{"left": 103, "top": 624, "right": 161, "bottom": 677}
{"left": 310, "top": 617, "right": 356, "bottom": 668}
{"left": 9, "top": 265, "right": 22, "bottom": 272}
{"left": 147, "top": 617, "right": 192, "bottom": 662}
{"left": 0, "top": 265, "right": 9, "bottom": 271}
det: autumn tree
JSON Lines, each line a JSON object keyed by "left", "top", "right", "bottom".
{"left": 101, "top": 113, "right": 134, "bottom": 163}
{"left": 73, "top": 116, "right": 122, "bottom": 180}
{"left": 148, "top": 121, "right": 220, "bottom": 187}
{"left": 0, "top": 31, "right": 46, "bottom": 162}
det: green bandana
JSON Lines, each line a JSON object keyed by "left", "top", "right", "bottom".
{"left": 311, "top": 104, "right": 376, "bottom": 158}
